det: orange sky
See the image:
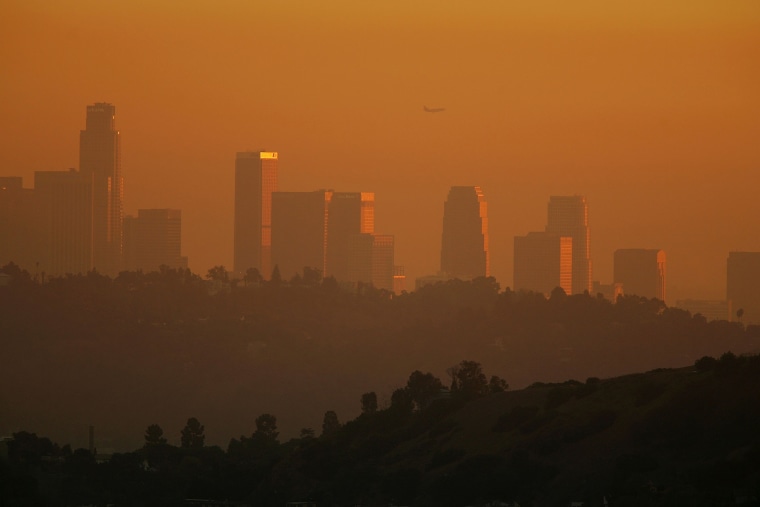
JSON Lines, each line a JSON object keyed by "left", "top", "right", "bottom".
{"left": 1, "top": 1, "right": 759, "bottom": 301}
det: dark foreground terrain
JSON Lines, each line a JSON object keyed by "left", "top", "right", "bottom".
{"left": 3, "top": 352, "right": 760, "bottom": 506}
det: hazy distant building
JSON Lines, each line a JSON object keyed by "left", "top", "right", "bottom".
{"left": 123, "top": 209, "right": 186, "bottom": 273}
{"left": 371, "top": 234, "right": 395, "bottom": 291}
{"left": 546, "top": 195, "right": 591, "bottom": 294}
{"left": 234, "top": 151, "right": 278, "bottom": 278}
{"left": 271, "top": 190, "right": 331, "bottom": 280}
{"left": 613, "top": 249, "right": 666, "bottom": 301}
{"left": 440, "top": 186, "right": 489, "bottom": 279}
{"left": 675, "top": 299, "right": 730, "bottom": 322}
{"left": 0, "top": 177, "right": 41, "bottom": 272}
{"left": 513, "top": 231, "right": 572, "bottom": 296}
{"left": 593, "top": 281, "right": 624, "bottom": 302}
{"left": 34, "top": 169, "right": 94, "bottom": 277}
{"left": 393, "top": 265, "right": 406, "bottom": 295}
{"left": 727, "top": 251, "right": 760, "bottom": 324}
{"left": 79, "top": 103, "right": 122, "bottom": 276}
{"left": 326, "top": 192, "right": 374, "bottom": 282}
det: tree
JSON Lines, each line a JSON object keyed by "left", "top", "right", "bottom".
{"left": 449, "top": 360, "right": 488, "bottom": 399}
{"left": 299, "top": 428, "right": 316, "bottom": 439}
{"left": 270, "top": 265, "right": 282, "bottom": 285}
{"left": 244, "top": 267, "right": 263, "bottom": 287}
{"left": 488, "top": 375, "right": 509, "bottom": 393}
{"left": 361, "top": 391, "right": 378, "bottom": 414}
{"left": 180, "top": 417, "right": 205, "bottom": 448}
{"left": 302, "top": 266, "right": 322, "bottom": 287}
{"left": 144, "top": 424, "right": 167, "bottom": 446}
{"left": 254, "top": 413, "right": 279, "bottom": 441}
{"left": 406, "top": 371, "right": 443, "bottom": 410}
{"left": 321, "top": 410, "right": 341, "bottom": 437}
{"left": 206, "top": 265, "right": 228, "bottom": 282}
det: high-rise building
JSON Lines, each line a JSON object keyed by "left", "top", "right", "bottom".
{"left": 613, "top": 248, "right": 666, "bottom": 301}
{"left": 545, "top": 195, "right": 591, "bottom": 294}
{"left": 0, "top": 177, "right": 41, "bottom": 272}
{"left": 371, "top": 234, "right": 395, "bottom": 292}
{"left": 123, "top": 209, "right": 186, "bottom": 273}
{"left": 234, "top": 151, "right": 278, "bottom": 278}
{"left": 79, "top": 103, "right": 122, "bottom": 276}
{"left": 326, "top": 192, "right": 374, "bottom": 282}
{"left": 271, "top": 190, "right": 331, "bottom": 280}
{"left": 34, "top": 169, "right": 94, "bottom": 277}
{"left": 440, "top": 186, "right": 489, "bottom": 279}
{"left": 727, "top": 251, "right": 760, "bottom": 325}
{"left": 393, "top": 265, "right": 406, "bottom": 295}
{"left": 513, "top": 231, "right": 572, "bottom": 296}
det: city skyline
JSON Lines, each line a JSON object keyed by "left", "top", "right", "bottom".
{"left": 1, "top": 2, "right": 759, "bottom": 301}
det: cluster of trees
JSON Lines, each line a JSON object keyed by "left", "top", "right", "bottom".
{"left": 1, "top": 360, "right": 508, "bottom": 506}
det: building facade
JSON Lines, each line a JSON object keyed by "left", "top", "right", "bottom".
{"left": 79, "top": 103, "right": 122, "bottom": 276}
{"left": 513, "top": 231, "right": 572, "bottom": 296}
{"left": 0, "top": 177, "right": 41, "bottom": 273}
{"left": 34, "top": 170, "right": 94, "bottom": 277}
{"left": 271, "top": 190, "right": 331, "bottom": 280}
{"left": 233, "top": 151, "right": 278, "bottom": 278}
{"left": 440, "top": 186, "right": 489, "bottom": 279}
{"left": 545, "top": 195, "right": 592, "bottom": 294}
{"left": 123, "top": 209, "right": 186, "bottom": 273}
{"left": 326, "top": 192, "right": 374, "bottom": 282}
{"left": 613, "top": 248, "right": 666, "bottom": 301}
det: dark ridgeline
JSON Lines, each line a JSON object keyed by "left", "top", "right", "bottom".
{"left": 545, "top": 195, "right": 592, "bottom": 295}
{"left": 613, "top": 248, "right": 667, "bottom": 302}
{"left": 440, "top": 186, "right": 489, "bottom": 280}
{"left": 233, "top": 151, "right": 278, "bottom": 279}
{"left": 79, "top": 103, "right": 122, "bottom": 276}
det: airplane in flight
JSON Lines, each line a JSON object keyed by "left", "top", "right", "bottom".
{"left": 423, "top": 105, "right": 446, "bottom": 113}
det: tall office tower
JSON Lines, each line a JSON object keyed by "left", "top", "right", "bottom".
{"left": 234, "top": 151, "right": 278, "bottom": 278}
{"left": 122, "top": 209, "right": 186, "bottom": 273}
{"left": 79, "top": 103, "right": 122, "bottom": 276}
{"left": 545, "top": 195, "right": 592, "bottom": 294}
{"left": 371, "top": 234, "right": 395, "bottom": 291}
{"left": 34, "top": 170, "right": 94, "bottom": 277}
{"left": 326, "top": 192, "right": 374, "bottom": 282}
{"left": 0, "top": 177, "right": 42, "bottom": 272}
{"left": 513, "top": 231, "right": 572, "bottom": 296}
{"left": 271, "top": 190, "right": 332, "bottom": 280}
{"left": 613, "top": 249, "right": 666, "bottom": 301}
{"left": 393, "top": 265, "right": 406, "bottom": 295}
{"left": 440, "top": 186, "right": 489, "bottom": 279}
{"left": 727, "top": 251, "right": 760, "bottom": 325}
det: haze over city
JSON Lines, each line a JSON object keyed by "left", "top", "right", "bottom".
{"left": 2, "top": 1, "right": 759, "bottom": 301}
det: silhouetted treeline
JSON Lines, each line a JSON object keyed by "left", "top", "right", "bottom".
{"left": 1, "top": 262, "right": 759, "bottom": 451}
{"left": 3, "top": 353, "right": 760, "bottom": 506}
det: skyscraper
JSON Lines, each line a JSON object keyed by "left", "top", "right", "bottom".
{"left": 727, "top": 251, "right": 760, "bottom": 325}
{"left": 514, "top": 231, "right": 572, "bottom": 296}
{"left": 440, "top": 186, "right": 489, "bottom": 279}
{"left": 0, "top": 177, "right": 40, "bottom": 272}
{"left": 233, "top": 151, "right": 278, "bottom": 278}
{"left": 34, "top": 169, "right": 94, "bottom": 277}
{"left": 613, "top": 248, "right": 666, "bottom": 301}
{"left": 371, "top": 234, "right": 395, "bottom": 291}
{"left": 545, "top": 195, "right": 591, "bottom": 294}
{"left": 326, "top": 192, "right": 374, "bottom": 282}
{"left": 79, "top": 103, "right": 122, "bottom": 276}
{"left": 123, "top": 209, "right": 187, "bottom": 273}
{"left": 271, "top": 190, "right": 331, "bottom": 280}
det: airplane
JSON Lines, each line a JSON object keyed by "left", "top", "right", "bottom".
{"left": 423, "top": 105, "right": 446, "bottom": 113}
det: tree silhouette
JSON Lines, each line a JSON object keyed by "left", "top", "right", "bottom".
{"left": 361, "top": 391, "right": 378, "bottom": 414}
{"left": 406, "top": 371, "right": 444, "bottom": 410}
{"left": 206, "top": 265, "right": 228, "bottom": 282}
{"left": 244, "top": 267, "right": 263, "bottom": 287}
{"left": 321, "top": 410, "right": 341, "bottom": 437}
{"left": 254, "top": 413, "right": 279, "bottom": 441}
{"left": 144, "top": 424, "right": 167, "bottom": 446}
{"left": 180, "top": 417, "right": 205, "bottom": 448}
{"left": 449, "top": 360, "right": 488, "bottom": 399}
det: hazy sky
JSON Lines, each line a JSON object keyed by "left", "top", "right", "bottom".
{"left": 1, "top": 1, "right": 759, "bottom": 301}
